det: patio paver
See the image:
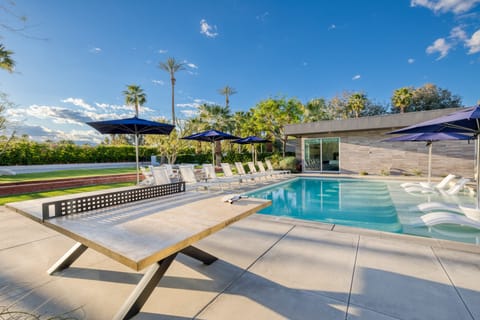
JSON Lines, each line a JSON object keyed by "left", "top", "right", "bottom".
{"left": 1, "top": 204, "right": 479, "bottom": 320}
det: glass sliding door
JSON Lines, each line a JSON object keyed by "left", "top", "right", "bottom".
{"left": 303, "top": 137, "right": 340, "bottom": 172}
{"left": 304, "top": 138, "right": 321, "bottom": 171}
{"left": 321, "top": 138, "right": 340, "bottom": 171}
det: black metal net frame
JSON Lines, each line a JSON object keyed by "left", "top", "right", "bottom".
{"left": 41, "top": 182, "right": 186, "bottom": 221}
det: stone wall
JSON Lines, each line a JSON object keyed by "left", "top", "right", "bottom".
{"left": 295, "top": 129, "right": 475, "bottom": 178}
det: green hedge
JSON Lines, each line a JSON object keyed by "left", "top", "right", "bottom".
{"left": 0, "top": 141, "right": 158, "bottom": 165}
{"left": 0, "top": 140, "right": 297, "bottom": 166}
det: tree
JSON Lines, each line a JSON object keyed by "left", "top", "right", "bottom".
{"left": 329, "top": 92, "right": 350, "bottom": 119}
{"left": 0, "top": 44, "right": 15, "bottom": 73}
{"left": 0, "top": 92, "right": 16, "bottom": 156}
{"left": 252, "top": 97, "right": 303, "bottom": 157}
{"left": 197, "top": 103, "right": 234, "bottom": 163}
{"left": 303, "top": 98, "right": 333, "bottom": 122}
{"left": 360, "top": 100, "right": 388, "bottom": 117}
{"left": 347, "top": 92, "right": 367, "bottom": 118}
{"left": 410, "top": 83, "right": 462, "bottom": 111}
{"left": 123, "top": 84, "right": 146, "bottom": 117}
{"left": 159, "top": 57, "right": 185, "bottom": 125}
{"left": 144, "top": 117, "right": 188, "bottom": 164}
{"left": 391, "top": 87, "right": 413, "bottom": 113}
{"left": 197, "top": 103, "right": 233, "bottom": 132}
{"left": 218, "top": 85, "right": 237, "bottom": 108}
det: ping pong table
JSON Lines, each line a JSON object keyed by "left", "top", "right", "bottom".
{"left": 6, "top": 184, "right": 271, "bottom": 320}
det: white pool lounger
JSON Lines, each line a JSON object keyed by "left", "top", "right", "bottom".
{"left": 416, "top": 201, "right": 462, "bottom": 213}
{"left": 410, "top": 211, "right": 480, "bottom": 229}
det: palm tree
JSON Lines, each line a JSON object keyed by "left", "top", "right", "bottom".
{"left": 198, "top": 103, "right": 233, "bottom": 131}
{"left": 159, "top": 57, "right": 185, "bottom": 125}
{"left": 123, "top": 84, "right": 146, "bottom": 117}
{"left": 0, "top": 44, "right": 15, "bottom": 73}
{"left": 197, "top": 103, "right": 234, "bottom": 164}
{"left": 348, "top": 92, "right": 367, "bottom": 118}
{"left": 392, "top": 87, "right": 413, "bottom": 113}
{"left": 218, "top": 85, "right": 237, "bottom": 108}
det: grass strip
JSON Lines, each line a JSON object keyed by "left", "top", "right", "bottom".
{"left": 0, "top": 167, "right": 136, "bottom": 183}
{"left": 0, "top": 182, "right": 135, "bottom": 205}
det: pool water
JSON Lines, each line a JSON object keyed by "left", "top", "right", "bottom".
{"left": 247, "top": 177, "right": 480, "bottom": 244}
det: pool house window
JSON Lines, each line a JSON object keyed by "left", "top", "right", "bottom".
{"left": 303, "top": 137, "right": 340, "bottom": 172}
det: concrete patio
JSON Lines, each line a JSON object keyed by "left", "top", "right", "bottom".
{"left": 1, "top": 198, "right": 479, "bottom": 320}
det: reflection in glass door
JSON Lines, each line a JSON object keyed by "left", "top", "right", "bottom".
{"left": 304, "top": 138, "right": 321, "bottom": 171}
{"left": 304, "top": 138, "right": 340, "bottom": 172}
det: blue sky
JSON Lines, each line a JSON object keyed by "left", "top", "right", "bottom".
{"left": 1, "top": 0, "right": 479, "bottom": 143}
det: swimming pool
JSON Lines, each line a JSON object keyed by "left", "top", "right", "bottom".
{"left": 246, "top": 177, "right": 480, "bottom": 244}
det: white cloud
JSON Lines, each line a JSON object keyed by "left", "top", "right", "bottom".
{"left": 466, "top": 29, "right": 480, "bottom": 54}
{"left": 408, "top": 58, "right": 415, "bottom": 64}
{"left": 411, "top": 0, "right": 480, "bottom": 14}
{"left": 328, "top": 24, "right": 336, "bottom": 30}
{"left": 62, "top": 98, "right": 95, "bottom": 111}
{"left": 426, "top": 38, "right": 451, "bottom": 59}
{"left": 450, "top": 26, "right": 468, "bottom": 40}
{"left": 200, "top": 19, "right": 218, "bottom": 38}
{"left": 158, "top": 49, "right": 168, "bottom": 54}
{"left": 186, "top": 63, "right": 198, "bottom": 69}
{"left": 256, "top": 11, "right": 269, "bottom": 22}
{"left": 180, "top": 109, "right": 200, "bottom": 118}
{"left": 176, "top": 98, "right": 215, "bottom": 109}
{"left": 89, "top": 47, "right": 102, "bottom": 54}
{"left": 176, "top": 103, "right": 199, "bottom": 108}
{"left": 152, "top": 79, "right": 165, "bottom": 86}
{"left": 352, "top": 74, "right": 361, "bottom": 80}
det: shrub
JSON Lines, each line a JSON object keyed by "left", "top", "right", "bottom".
{"left": 380, "top": 169, "right": 390, "bottom": 176}
{"left": 279, "top": 156, "right": 299, "bottom": 172}
{"left": 176, "top": 153, "right": 210, "bottom": 164}
{"left": 412, "top": 168, "right": 423, "bottom": 176}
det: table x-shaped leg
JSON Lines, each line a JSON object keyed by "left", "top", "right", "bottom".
{"left": 47, "top": 242, "right": 218, "bottom": 320}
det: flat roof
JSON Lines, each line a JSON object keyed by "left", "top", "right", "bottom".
{"left": 285, "top": 108, "right": 462, "bottom": 137}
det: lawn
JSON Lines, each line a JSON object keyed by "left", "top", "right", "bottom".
{"left": 0, "top": 182, "right": 135, "bottom": 205}
{"left": 0, "top": 168, "right": 137, "bottom": 205}
{"left": 0, "top": 167, "right": 137, "bottom": 183}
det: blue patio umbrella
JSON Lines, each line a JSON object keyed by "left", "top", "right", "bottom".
{"left": 389, "top": 105, "right": 480, "bottom": 208}
{"left": 232, "top": 136, "right": 270, "bottom": 163}
{"left": 87, "top": 116, "right": 175, "bottom": 184}
{"left": 182, "top": 129, "right": 240, "bottom": 165}
{"left": 383, "top": 132, "right": 472, "bottom": 184}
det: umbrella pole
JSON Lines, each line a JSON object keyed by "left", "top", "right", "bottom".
{"left": 477, "top": 137, "right": 480, "bottom": 209}
{"left": 427, "top": 143, "right": 432, "bottom": 184}
{"left": 135, "top": 134, "right": 140, "bottom": 185}
{"left": 252, "top": 144, "right": 255, "bottom": 163}
{"left": 212, "top": 142, "right": 215, "bottom": 166}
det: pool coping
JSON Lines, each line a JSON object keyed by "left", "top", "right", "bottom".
{"left": 247, "top": 174, "right": 480, "bottom": 253}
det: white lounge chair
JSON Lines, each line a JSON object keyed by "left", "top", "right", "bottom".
{"left": 247, "top": 162, "right": 269, "bottom": 179}
{"left": 151, "top": 166, "right": 172, "bottom": 185}
{"left": 409, "top": 211, "right": 480, "bottom": 229}
{"left": 202, "top": 164, "right": 239, "bottom": 188}
{"left": 405, "top": 178, "right": 470, "bottom": 196}
{"left": 415, "top": 201, "right": 461, "bottom": 213}
{"left": 219, "top": 163, "right": 244, "bottom": 182}
{"left": 265, "top": 159, "right": 290, "bottom": 175}
{"left": 234, "top": 162, "right": 258, "bottom": 182}
{"left": 221, "top": 163, "right": 249, "bottom": 184}
{"left": 401, "top": 174, "right": 456, "bottom": 190}
{"left": 161, "top": 164, "right": 178, "bottom": 181}
{"left": 140, "top": 166, "right": 155, "bottom": 186}
{"left": 257, "top": 161, "right": 280, "bottom": 179}
{"left": 179, "top": 165, "right": 222, "bottom": 191}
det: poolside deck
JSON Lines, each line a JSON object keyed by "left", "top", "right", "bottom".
{"left": 1, "top": 185, "right": 479, "bottom": 319}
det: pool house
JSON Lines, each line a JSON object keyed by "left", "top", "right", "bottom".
{"left": 285, "top": 108, "right": 475, "bottom": 178}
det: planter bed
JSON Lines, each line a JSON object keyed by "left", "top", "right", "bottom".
{"left": 0, "top": 174, "right": 137, "bottom": 196}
